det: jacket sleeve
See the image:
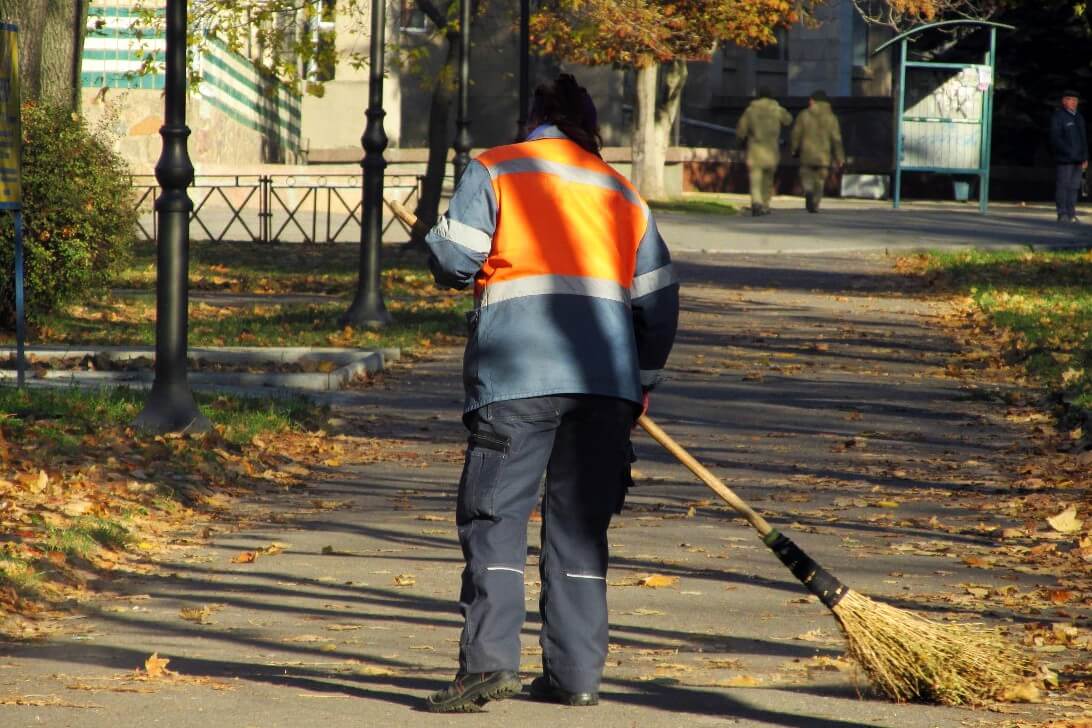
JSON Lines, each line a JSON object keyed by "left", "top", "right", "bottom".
{"left": 790, "top": 115, "right": 803, "bottom": 157}
{"left": 630, "top": 210, "right": 679, "bottom": 390}
{"left": 735, "top": 110, "right": 750, "bottom": 149}
{"left": 1080, "top": 115, "right": 1089, "bottom": 162}
{"left": 831, "top": 116, "right": 845, "bottom": 165}
{"left": 1050, "top": 111, "right": 1067, "bottom": 158}
{"left": 780, "top": 107, "right": 793, "bottom": 127}
{"left": 423, "top": 160, "right": 496, "bottom": 290}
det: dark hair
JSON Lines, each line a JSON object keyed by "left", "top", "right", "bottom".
{"left": 810, "top": 89, "right": 829, "bottom": 102}
{"left": 524, "top": 74, "right": 602, "bottom": 156}
{"left": 756, "top": 86, "right": 773, "bottom": 99}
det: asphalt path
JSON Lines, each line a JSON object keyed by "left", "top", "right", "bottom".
{"left": 656, "top": 198, "right": 1090, "bottom": 254}
{"left": 2, "top": 248, "right": 1082, "bottom": 727}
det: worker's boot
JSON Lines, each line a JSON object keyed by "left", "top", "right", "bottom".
{"left": 424, "top": 670, "right": 522, "bottom": 712}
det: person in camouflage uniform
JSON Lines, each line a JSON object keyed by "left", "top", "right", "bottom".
{"left": 736, "top": 88, "right": 793, "bottom": 216}
{"left": 790, "top": 90, "right": 845, "bottom": 213}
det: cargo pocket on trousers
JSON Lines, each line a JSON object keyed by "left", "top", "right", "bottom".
{"left": 456, "top": 433, "right": 509, "bottom": 524}
{"left": 615, "top": 440, "right": 637, "bottom": 514}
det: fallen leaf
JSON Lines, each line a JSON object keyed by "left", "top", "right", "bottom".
{"left": 638, "top": 574, "right": 679, "bottom": 589}
{"left": 393, "top": 574, "right": 416, "bottom": 587}
{"left": 232, "top": 551, "right": 257, "bottom": 564}
{"left": 793, "top": 629, "right": 830, "bottom": 642}
{"left": 1047, "top": 506, "right": 1083, "bottom": 534}
{"left": 143, "top": 653, "right": 175, "bottom": 679}
{"left": 997, "top": 680, "right": 1042, "bottom": 703}
{"left": 1047, "top": 590, "right": 1075, "bottom": 605}
{"left": 717, "top": 675, "right": 761, "bottom": 687}
{"left": 179, "top": 606, "right": 213, "bottom": 624}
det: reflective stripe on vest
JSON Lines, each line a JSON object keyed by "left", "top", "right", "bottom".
{"left": 474, "top": 138, "right": 648, "bottom": 302}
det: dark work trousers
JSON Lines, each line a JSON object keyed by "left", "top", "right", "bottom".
{"left": 455, "top": 395, "right": 637, "bottom": 693}
{"left": 1056, "top": 163, "right": 1083, "bottom": 218}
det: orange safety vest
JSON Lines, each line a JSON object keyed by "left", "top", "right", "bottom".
{"left": 473, "top": 138, "right": 648, "bottom": 305}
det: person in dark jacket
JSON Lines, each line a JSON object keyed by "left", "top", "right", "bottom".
{"left": 421, "top": 74, "right": 679, "bottom": 713}
{"left": 1050, "top": 90, "right": 1088, "bottom": 223}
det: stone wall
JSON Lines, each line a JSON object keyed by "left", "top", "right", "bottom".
{"left": 81, "top": 88, "right": 270, "bottom": 173}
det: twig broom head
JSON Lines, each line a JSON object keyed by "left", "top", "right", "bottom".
{"left": 634, "top": 417, "right": 1036, "bottom": 707}
{"left": 765, "top": 531, "right": 1034, "bottom": 706}
{"left": 833, "top": 589, "right": 1034, "bottom": 706}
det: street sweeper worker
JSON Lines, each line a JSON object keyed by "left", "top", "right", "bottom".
{"left": 420, "top": 73, "right": 679, "bottom": 713}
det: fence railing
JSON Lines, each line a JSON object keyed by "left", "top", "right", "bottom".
{"left": 132, "top": 174, "right": 423, "bottom": 244}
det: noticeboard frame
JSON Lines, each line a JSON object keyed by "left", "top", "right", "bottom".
{"left": 874, "top": 20, "right": 1015, "bottom": 214}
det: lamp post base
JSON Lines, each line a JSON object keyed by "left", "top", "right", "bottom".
{"left": 134, "top": 380, "right": 211, "bottom": 435}
{"left": 338, "top": 297, "right": 393, "bottom": 329}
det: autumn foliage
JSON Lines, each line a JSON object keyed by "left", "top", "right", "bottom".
{"left": 530, "top": 0, "right": 814, "bottom": 67}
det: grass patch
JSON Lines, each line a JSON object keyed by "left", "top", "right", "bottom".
{"left": 648, "top": 194, "right": 740, "bottom": 216}
{"left": 41, "top": 518, "right": 132, "bottom": 559}
{"left": 0, "top": 386, "right": 319, "bottom": 447}
{"left": 0, "top": 551, "right": 43, "bottom": 597}
{"left": 7, "top": 242, "right": 471, "bottom": 351}
{"left": 907, "top": 249, "right": 1092, "bottom": 412}
{"left": 0, "top": 384, "right": 341, "bottom": 629}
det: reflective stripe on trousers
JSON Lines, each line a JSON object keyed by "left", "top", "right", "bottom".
{"left": 455, "top": 395, "right": 637, "bottom": 693}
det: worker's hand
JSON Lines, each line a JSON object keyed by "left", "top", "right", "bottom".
{"left": 1083, "top": 161, "right": 1089, "bottom": 171}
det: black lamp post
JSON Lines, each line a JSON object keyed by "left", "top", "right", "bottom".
{"left": 451, "top": 0, "right": 472, "bottom": 183}
{"left": 517, "top": 0, "right": 529, "bottom": 137}
{"left": 135, "top": 0, "right": 208, "bottom": 434}
{"left": 341, "top": 0, "right": 392, "bottom": 327}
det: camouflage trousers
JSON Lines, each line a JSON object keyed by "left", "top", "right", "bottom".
{"left": 748, "top": 165, "right": 776, "bottom": 210}
{"left": 800, "top": 165, "right": 831, "bottom": 207}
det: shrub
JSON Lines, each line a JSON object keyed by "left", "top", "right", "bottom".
{"left": 0, "top": 102, "right": 136, "bottom": 329}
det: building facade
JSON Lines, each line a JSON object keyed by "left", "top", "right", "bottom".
{"left": 81, "top": 0, "right": 894, "bottom": 178}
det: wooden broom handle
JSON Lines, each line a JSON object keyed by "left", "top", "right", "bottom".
{"left": 383, "top": 197, "right": 430, "bottom": 238}
{"left": 637, "top": 414, "right": 775, "bottom": 538}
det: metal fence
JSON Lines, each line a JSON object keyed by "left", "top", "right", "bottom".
{"left": 133, "top": 173, "right": 423, "bottom": 244}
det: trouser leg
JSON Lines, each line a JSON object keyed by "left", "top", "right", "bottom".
{"left": 811, "top": 166, "right": 829, "bottom": 207}
{"left": 760, "top": 166, "right": 775, "bottom": 209}
{"left": 538, "top": 396, "right": 636, "bottom": 693}
{"left": 1068, "top": 165, "right": 1082, "bottom": 217}
{"left": 749, "top": 165, "right": 773, "bottom": 210}
{"left": 801, "top": 166, "right": 829, "bottom": 207}
{"left": 1057, "top": 164, "right": 1080, "bottom": 217}
{"left": 457, "top": 397, "right": 559, "bottom": 674}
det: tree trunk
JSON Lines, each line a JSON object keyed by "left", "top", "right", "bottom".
{"left": 0, "top": 0, "right": 86, "bottom": 111}
{"left": 413, "top": 28, "right": 459, "bottom": 245}
{"left": 631, "top": 64, "right": 661, "bottom": 199}
{"left": 39, "top": 0, "right": 88, "bottom": 111}
{"left": 410, "top": 0, "right": 459, "bottom": 247}
{"left": 631, "top": 60, "right": 687, "bottom": 201}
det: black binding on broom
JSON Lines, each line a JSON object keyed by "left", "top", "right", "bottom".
{"left": 763, "top": 530, "right": 847, "bottom": 609}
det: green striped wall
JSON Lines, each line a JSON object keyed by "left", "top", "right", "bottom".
{"left": 82, "top": 4, "right": 301, "bottom": 154}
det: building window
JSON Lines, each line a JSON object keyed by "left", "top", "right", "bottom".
{"left": 852, "top": 8, "right": 870, "bottom": 67}
{"left": 309, "top": 0, "right": 337, "bottom": 83}
{"left": 401, "top": 0, "right": 429, "bottom": 33}
{"left": 756, "top": 29, "right": 788, "bottom": 61}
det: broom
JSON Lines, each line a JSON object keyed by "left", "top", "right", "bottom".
{"left": 637, "top": 415, "right": 1033, "bottom": 706}
{"left": 382, "top": 196, "right": 1034, "bottom": 703}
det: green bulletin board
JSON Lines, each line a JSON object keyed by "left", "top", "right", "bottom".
{"left": 875, "top": 21, "right": 1014, "bottom": 214}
